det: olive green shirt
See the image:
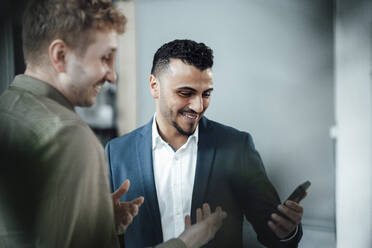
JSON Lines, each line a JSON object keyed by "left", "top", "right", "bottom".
{"left": 0, "top": 75, "right": 186, "bottom": 248}
{"left": 0, "top": 75, "right": 119, "bottom": 248}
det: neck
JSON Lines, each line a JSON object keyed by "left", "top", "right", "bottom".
{"left": 155, "top": 116, "right": 188, "bottom": 151}
{"left": 24, "top": 66, "right": 74, "bottom": 106}
{"left": 25, "top": 66, "right": 56, "bottom": 88}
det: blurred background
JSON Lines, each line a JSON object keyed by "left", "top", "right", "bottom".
{"left": 1, "top": 0, "right": 371, "bottom": 247}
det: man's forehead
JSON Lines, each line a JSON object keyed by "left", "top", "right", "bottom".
{"left": 86, "top": 30, "right": 118, "bottom": 51}
{"left": 169, "top": 72, "right": 214, "bottom": 90}
{"left": 166, "top": 59, "right": 213, "bottom": 76}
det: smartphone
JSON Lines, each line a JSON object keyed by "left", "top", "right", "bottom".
{"left": 286, "top": 180, "right": 311, "bottom": 203}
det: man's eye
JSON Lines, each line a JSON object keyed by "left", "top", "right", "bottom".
{"left": 179, "top": 92, "right": 192, "bottom": 97}
{"left": 203, "top": 92, "right": 211, "bottom": 97}
{"left": 102, "top": 55, "right": 111, "bottom": 63}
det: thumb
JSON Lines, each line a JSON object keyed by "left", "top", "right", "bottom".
{"left": 184, "top": 215, "right": 191, "bottom": 229}
{"left": 112, "top": 179, "right": 130, "bottom": 200}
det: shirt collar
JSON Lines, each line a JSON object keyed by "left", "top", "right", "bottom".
{"left": 11, "top": 74, "right": 74, "bottom": 111}
{"left": 152, "top": 113, "right": 199, "bottom": 151}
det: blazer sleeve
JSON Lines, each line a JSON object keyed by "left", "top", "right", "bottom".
{"left": 105, "top": 141, "right": 115, "bottom": 193}
{"left": 231, "top": 133, "right": 302, "bottom": 248}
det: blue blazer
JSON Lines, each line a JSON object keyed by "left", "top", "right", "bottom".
{"left": 105, "top": 117, "right": 302, "bottom": 248}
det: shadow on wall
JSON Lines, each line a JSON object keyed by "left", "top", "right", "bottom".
{"left": 0, "top": 0, "right": 27, "bottom": 94}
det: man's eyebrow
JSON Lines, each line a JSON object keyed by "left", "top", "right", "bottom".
{"left": 176, "top": 87, "right": 214, "bottom": 92}
{"left": 176, "top": 87, "right": 197, "bottom": 92}
{"left": 105, "top": 47, "right": 117, "bottom": 53}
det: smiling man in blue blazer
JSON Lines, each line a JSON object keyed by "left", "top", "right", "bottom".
{"left": 105, "top": 39, "right": 304, "bottom": 247}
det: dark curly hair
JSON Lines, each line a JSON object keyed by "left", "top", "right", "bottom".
{"left": 151, "top": 39, "right": 214, "bottom": 76}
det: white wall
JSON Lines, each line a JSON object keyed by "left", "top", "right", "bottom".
{"left": 116, "top": 1, "right": 137, "bottom": 135}
{"left": 134, "top": 0, "right": 335, "bottom": 247}
{"left": 335, "top": 0, "right": 372, "bottom": 247}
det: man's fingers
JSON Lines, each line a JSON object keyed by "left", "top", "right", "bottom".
{"left": 282, "top": 201, "right": 304, "bottom": 224}
{"left": 184, "top": 215, "right": 191, "bottom": 229}
{"left": 113, "top": 191, "right": 145, "bottom": 235}
{"left": 215, "top": 206, "right": 221, "bottom": 216}
{"left": 115, "top": 204, "right": 135, "bottom": 234}
{"left": 124, "top": 202, "right": 141, "bottom": 216}
{"left": 196, "top": 208, "right": 202, "bottom": 223}
{"left": 178, "top": 206, "right": 227, "bottom": 248}
{"left": 130, "top": 204, "right": 139, "bottom": 216}
{"left": 270, "top": 213, "right": 295, "bottom": 234}
{"left": 121, "top": 214, "right": 133, "bottom": 230}
{"left": 278, "top": 204, "right": 302, "bottom": 224}
{"left": 204, "top": 206, "right": 227, "bottom": 234}
{"left": 215, "top": 206, "right": 227, "bottom": 219}
{"left": 202, "top": 203, "right": 211, "bottom": 219}
{"left": 284, "top": 201, "right": 304, "bottom": 213}
{"left": 271, "top": 199, "right": 303, "bottom": 239}
{"left": 211, "top": 206, "right": 227, "bottom": 224}
{"left": 116, "top": 196, "right": 144, "bottom": 218}
{"left": 130, "top": 196, "right": 145, "bottom": 206}
{"left": 112, "top": 179, "right": 130, "bottom": 200}
{"left": 268, "top": 220, "right": 289, "bottom": 239}
{"left": 124, "top": 214, "right": 133, "bottom": 225}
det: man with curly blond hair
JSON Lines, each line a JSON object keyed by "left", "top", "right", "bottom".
{"left": 0, "top": 1, "right": 226, "bottom": 247}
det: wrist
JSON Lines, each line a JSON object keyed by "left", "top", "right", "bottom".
{"left": 280, "top": 225, "right": 298, "bottom": 242}
{"left": 178, "top": 234, "right": 190, "bottom": 248}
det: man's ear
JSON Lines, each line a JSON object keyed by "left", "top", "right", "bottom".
{"left": 49, "top": 39, "right": 67, "bottom": 73}
{"left": 150, "top": 74, "right": 160, "bottom": 99}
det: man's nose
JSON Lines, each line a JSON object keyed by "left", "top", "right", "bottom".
{"left": 105, "top": 63, "right": 117, "bottom": 84}
{"left": 189, "top": 96, "right": 203, "bottom": 113}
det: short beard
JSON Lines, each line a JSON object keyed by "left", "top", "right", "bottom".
{"left": 172, "top": 121, "right": 195, "bottom": 137}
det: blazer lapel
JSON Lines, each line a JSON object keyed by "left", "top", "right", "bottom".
{"left": 191, "top": 117, "right": 216, "bottom": 223}
{"left": 136, "top": 119, "right": 163, "bottom": 241}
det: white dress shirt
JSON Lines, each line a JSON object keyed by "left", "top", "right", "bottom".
{"left": 152, "top": 115, "right": 199, "bottom": 242}
{"left": 152, "top": 115, "right": 298, "bottom": 243}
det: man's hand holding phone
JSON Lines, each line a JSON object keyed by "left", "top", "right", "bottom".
{"left": 268, "top": 181, "right": 310, "bottom": 240}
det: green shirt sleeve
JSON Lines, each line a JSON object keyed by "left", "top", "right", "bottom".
{"left": 154, "top": 238, "right": 187, "bottom": 248}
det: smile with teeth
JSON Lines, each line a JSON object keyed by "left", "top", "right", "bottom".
{"left": 182, "top": 113, "right": 198, "bottom": 120}
{"left": 94, "top": 85, "right": 102, "bottom": 91}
